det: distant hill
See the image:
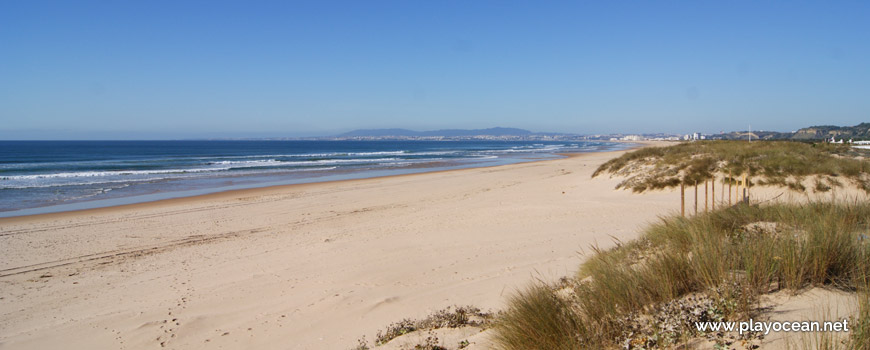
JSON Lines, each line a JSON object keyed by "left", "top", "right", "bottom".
{"left": 332, "top": 123, "right": 870, "bottom": 141}
{"left": 792, "top": 123, "right": 870, "bottom": 140}
{"left": 714, "top": 123, "right": 870, "bottom": 141}
{"left": 338, "top": 128, "right": 420, "bottom": 137}
{"left": 715, "top": 130, "right": 792, "bottom": 141}
{"left": 337, "top": 127, "right": 535, "bottom": 138}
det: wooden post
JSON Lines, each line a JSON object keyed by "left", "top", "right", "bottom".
{"left": 680, "top": 182, "right": 685, "bottom": 217}
{"left": 705, "top": 180, "right": 708, "bottom": 212}
{"left": 747, "top": 174, "right": 751, "bottom": 204}
{"left": 743, "top": 174, "right": 748, "bottom": 203}
{"left": 694, "top": 181, "right": 698, "bottom": 215}
{"left": 728, "top": 172, "right": 732, "bottom": 205}
{"left": 711, "top": 178, "right": 715, "bottom": 210}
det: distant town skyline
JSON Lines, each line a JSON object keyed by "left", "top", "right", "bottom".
{"left": 2, "top": 1, "right": 869, "bottom": 140}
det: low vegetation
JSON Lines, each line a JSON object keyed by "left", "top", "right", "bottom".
{"left": 493, "top": 201, "right": 870, "bottom": 349}
{"left": 354, "top": 305, "right": 493, "bottom": 350}
{"left": 592, "top": 140, "right": 870, "bottom": 193}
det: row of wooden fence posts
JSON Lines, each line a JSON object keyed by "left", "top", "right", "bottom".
{"left": 680, "top": 174, "right": 750, "bottom": 217}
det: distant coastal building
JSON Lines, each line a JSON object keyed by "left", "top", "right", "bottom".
{"left": 650, "top": 136, "right": 682, "bottom": 141}
{"left": 682, "top": 133, "right": 705, "bottom": 141}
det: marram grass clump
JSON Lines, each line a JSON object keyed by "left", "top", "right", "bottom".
{"left": 491, "top": 283, "right": 586, "bottom": 350}
{"left": 493, "top": 201, "right": 870, "bottom": 350}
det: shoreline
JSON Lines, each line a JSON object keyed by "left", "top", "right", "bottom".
{"left": 0, "top": 157, "right": 563, "bottom": 223}
{"left": 0, "top": 143, "right": 653, "bottom": 222}
{"left": 0, "top": 140, "right": 636, "bottom": 219}
{"left": 0, "top": 141, "right": 676, "bottom": 350}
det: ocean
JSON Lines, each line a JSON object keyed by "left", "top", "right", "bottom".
{"left": 0, "top": 140, "right": 632, "bottom": 217}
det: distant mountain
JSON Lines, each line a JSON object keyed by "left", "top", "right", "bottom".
{"left": 338, "top": 128, "right": 420, "bottom": 137}
{"left": 337, "top": 127, "right": 535, "bottom": 138}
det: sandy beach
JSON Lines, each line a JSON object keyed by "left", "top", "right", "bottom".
{"left": 6, "top": 2, "right": 867, "bottom": 348}
{"left": 0, "top": 147, "right": 684, "bottom": 349}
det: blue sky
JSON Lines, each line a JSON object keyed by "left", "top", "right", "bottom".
{"left": 1, "top": 1, "right": 868, "bottom": 139}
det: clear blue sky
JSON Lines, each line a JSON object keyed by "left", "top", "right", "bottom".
{"left": 1, "top": 1, "right": 868, "bottom": 139}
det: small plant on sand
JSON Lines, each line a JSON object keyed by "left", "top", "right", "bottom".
{"left": 353, "top": 336, "right": 371, "bottom": 350}
{"left": 376, "top": 319, "right": 418, "bottom": 345}
{"left": 371, "top": 305, "right": 493, "bottom": 347}
{"left": 413, "top": 330, "right": 446, "bottom": 350}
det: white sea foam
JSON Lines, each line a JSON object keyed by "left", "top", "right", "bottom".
{"left": 0, "top": 144, "right": 588, "bottom": 192}
{"left": 0, "top": 150, "right": 457, "bottom": 174}
{"left": 218, "top": 150, "right": 412, "bottom": 158}
{"left": 0, "top": 166, "right": 338, "bottom": 189}
{"left": 3, "top": 167, "right": 231, "bottom": 180}
{"left": 405, "top": 151, "right": 461, "bottom": 156}
{"left": 207, "top": 159, "right": 282, "bottom": 166}
{"left": 480, "top": 145, "right": 566, "bottom": 154}
{"left": 238, "top": 150, "right": 462, "bottom": 158}
{"left": 345, "top": 151, "right": 409, "bottom": 156}
{"left": 277, "top": 157, "right": 403, "bottom": 165}
{"left": 0, "top": 157, "right": 389, "bottom": 181}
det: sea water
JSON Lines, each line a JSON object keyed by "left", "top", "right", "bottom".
{"left": 0, "top": 140, "right": 631, "bottom": 217}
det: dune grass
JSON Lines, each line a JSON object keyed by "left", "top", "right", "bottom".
{"left": 851, "top": 273, "right": 870, "bottom": 350}
{"left": 493, "top": 283, "right": 586, "bottom": 350}
{"left": 592, "top": 141, "right": 870, "bottom": 193}
{"left": 493, "top": 201, "right": 870, "bottom": 349}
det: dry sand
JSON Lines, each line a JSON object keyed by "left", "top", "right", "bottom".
{"left": 0, "top": 147, "right": 683, "bottom": 349}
